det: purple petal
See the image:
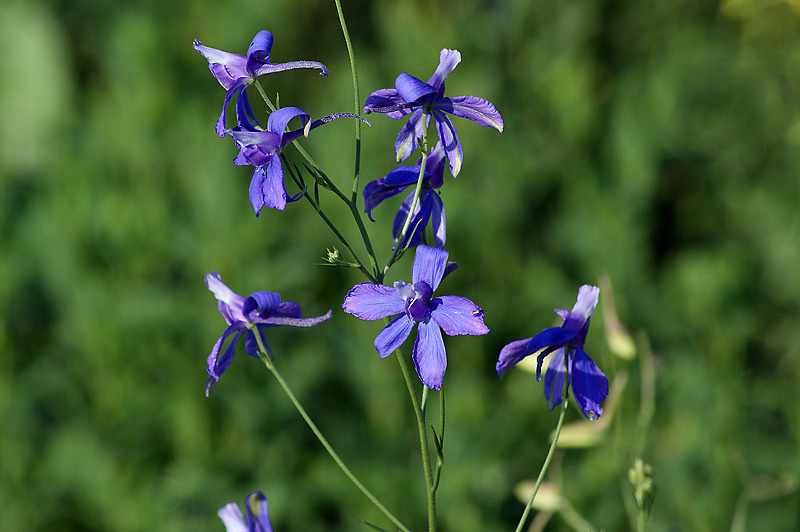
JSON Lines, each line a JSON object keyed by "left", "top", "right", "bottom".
{"left": 256, "top": 310, "right": 333, "bottom": 327}
{"left": 430, "top": 192, "right": 446, "bottom": 247}
{"left": 263, "top": 153, "right": 287, "bottom": 211}
{"left": 244, "top": 327, "right": 271, "bottom": 358}
{"left": 496, "top": 338, "right": 534, "bottom": 378}
{"left": 412, "top": 245, "right": 449, "bottom": 291}
{"left": 413, "top": 319, "right": 447, "bottom": 390}
{"left": 433, "top": 112, "right": 463, "bottom": 177}
{"left": 244, "top": 491, "right": 273, "bottom": 532}
{"left": 217, "top": 84, "right": 247, "bottom": 137}
{"left": 229, "top": 128, "right": 282, "bottom": 166}
{"left": 249, "top": 166, "right": 268, "bottom": 215}
{"left": 525, "top": 326, "right": 578, "bottom": 356}
{"left": 436, "top": 95, "right": 504, "bottom": 132}
{"left": 363, "top": 168, "right": 416, "bottom": 221}
{"left": 274, "top": 301, "right": 302, "bottom": 319}
{"left": 235, "top": 89, "right": 260, "bottom": 130}
{"left": 562, "top": 285, "right": 600, "bottom": 339}
{"left": 394, "top": 109, "right": 425, "bottom": 162}
{"left": 342, "top": 283, "right": 406, "bottom": 320}
{"left": 393, "top": 191, "right": 433, "bottom": 248}
{"left": 395, "top": 73, "right": 437, "bottom": 104}
{"left": 193, "top": 40, "right": 249, "bottom": 90}
{"left": 206, "top": 272, "right": 246, "bottom": 323}
{"left": 426, "top": 49, "right": 461, "bottom": 91}
{"left": 267, "top": 107, "right": 310, "bottom": 141}
{"left": 206, "top": 326, "right": 246, "bottom": 396}
{"left": 243, "top": 290, "right": 282, "bottom": 318}
{"left": 569, "top": 347, "right": 609, "bottom": 420}
{"left": 217, "top": 502, "right": 247, "bottom": 532}
{"left": 364, "top": 88, "right": 414, "bottom": 119}
{"left": 430, "top": 295, "right": 488, "bottom": 336}
{"left": 543, "top": 347, "right": 566, "bottom": 410}
{"left": 374, "top": 314, "right": 416, "bottom": 358}
{"left": 245, "top": 30, "right": 275, "bottom": 71}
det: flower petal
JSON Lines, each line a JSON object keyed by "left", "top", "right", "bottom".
{"left": 525, "top": 326, "right": 577, "bottom": 356}
{"left": 245, "top": 30, "right": 275, "bottom": 72}
{"left": 430, "top": 295, "right": 488, "bottom": 336}
{"left": 433, "top": 111, "right": 463, "bottom": 177}
{"left": 244, "top": 491, "right": 274, "bottom": 532}
{"left": 252, "top": 59, "right": 329, "bottom": 78}
{"left": 426, "top": 49, "right": 461, "bottom": 91}
{"left": 395, "top": 72, "right": 437, "bottom": 104}
{"left": 342, "top": 283, "right": 406, "bottom": 320}
{"left": 430, "top": 192, "right": 446, "bottom": 247}
{"left": 243, "top": 290, "right": 282, "bottom": 318}
{"left": 206, "top": 272, "right": 246, "bottom": 323}
{"left": 217, "top": 84, "right": 247, "bottom": 137}
{"left": 412, "top": 245, "right": 449, "bottom": 291}
{"left": 562, "top": 285, "right": 599, "bottom": 341}
{"left": 569, "top": 347, "right": 609, "bottom": 420}
{"left": 217, "top": 502, "right": 248, "bottom": 532}
{"left": 374, "top": 314, "right": 416, "bottom": 358}
{"left": 193, "top": 39, "right": 249, "bottom": 90}
{"left": 364, "top": 88, "right": 414, "bottom": 119}
{"left": 263, "top": 153, "right": 287, "bottom": 211}
{"left": 436, "top": 95, "right": 504, "bottom": 132}
{"left": 543, "top": 347, "right": 566, "bottom": 410}
{"left": 256, "top": 310, "right": 333, "bottom": 327}
{"left": 267, "top": 107, "right": 310, "bottom": 141}
{"left": 206, "top": 326, "right": 246, "bottom": 396}
{"left": 496, "top": 338, "right": 534, "bottom": 378}
{"left": 244, "top": 327, "right": 271, "bottom": 358}
{"left": 394, "top": 109, "right": 425, "bottom": 163}
{"left": 413, "top": 319, "right": 447, "bottom": 390}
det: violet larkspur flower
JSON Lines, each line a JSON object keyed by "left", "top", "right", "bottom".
{"left": 228, "top": 106, "right": 366, "bottom": 213}
{"left": 363, "top": 143, "right": 447, "bottom": 248}
{"left": 205, "top": 272, "right": 332, "bottom": 396}
{"left": 496, "top": 285, "right": 609, "bottom": 420}
{"left": 363, "top": 48, "right": 503, "bottom": 177}
{"left": 342, "top": 245, "right": 489, "bottom": 390}
{"left": 217, "top": 491, "right": 272, "bottom": 532}
{"left": 193, "top": 30, "right": 328, "bottom": 137}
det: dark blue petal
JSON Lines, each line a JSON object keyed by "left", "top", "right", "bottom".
{"left": 430, "top": 295, "right": 488, "bottom": 336}
{"left": 395, "top": 72, "right": 437, "bottom": 104}
{"left": 244, "top": 328, "right": 271, "bottom": 358}
{"left": 245, "top": 30, "right": 275, "bottom": 72}
{"left": 496, "top": 338, "right": 533, "bottom": 378}
{"left": 374, "top": 314, "right": 416, "bottom": 358}
{"left": 206, "top": 326, "right": 246, "bottom": 396}
{"left": 569, "top": 347, "right": 609, "bottom": 420}
{"left": 413, "top": 319, "right": 447, "bottom": 390}
{"left": 525, "top": 327, "right": 577, "bottom": 356}
{"left": 249, "top": 166, "right": 267, "bottom": 216}
{"left": 243, "top": 290, "right": 282, "bottom": 318}
{"left": 244, "top": 491, "right": 273, "bottom": 532}
{"left": 342, "top": 283, "right": 406, "bottom": 320}
{"left": 274, "top": 301, "right": 302, "bottom": 319}
{"left": 411, "top": 245, "right": 449, "bottom": 291}
{"left": 542, "top": 347, "right": 566, "bottom": 410}
{"left": 235, "top": 88, "right": 260, "bottom": 131}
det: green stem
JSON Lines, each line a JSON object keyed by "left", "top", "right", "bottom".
{"left": 392, "top": 340, "right": 436, "bottom": 532}
{"left": 249, "top": 327, "right": 409, "bottom": 532}
{"left": 513, "top": 352, "right": 571, "bottom": 532}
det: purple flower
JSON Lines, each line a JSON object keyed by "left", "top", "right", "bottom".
{"left": 363, "top": 143, "right": 447, "bottom": 248}
{"left": 363, "top": 49, "right": 503, "bottom": 177}
{"left": 496, "top": 285, "right": 609, "bottom": 420}
{"left": 205, "top": 272, "right": 332, "bottom": 396}
{"left": 217, "top": 491, "right": 272, "bottom": 532}
{"left": 193, "top": 30, "right": 328, "bottom": 137}
{"left": 228, "top": 106, "right": 366, "bottom": 213}
{"left": 342, "top": 245, "right": 489, "bottom": 390}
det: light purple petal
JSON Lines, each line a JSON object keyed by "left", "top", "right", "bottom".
{"left": 342, "top": 283, "right": 406, "bottom": 320}
{"left": 543, "top": 347, "right": 566, "bottom": 410}
{"left": 569, "top": 347, "right": 609, "bottom": 420}
{"left": 217, "top": 502, "right": 247, "bottom": 532}
{"left": 364, "top": 88, "right": 414, "bottom": 119}
{"left": 412, "top": 245, "right": 449, "bottom": 291}
{"left": 252, "top": 60, "right": 329, "bottom": 78}
{"left": 193, "top": 40, "right": 249, "bottom": 90}
{"left": 496, "top": 337, "right": 534, "bottom": 378}
{"left": 433, "top": 111, "right": 463, "bottom": 177}
{"left": 413, "top": 319, "right": 447, "bottom": 390}
{"left": 435, "top": 95, "right": 504, "bottom": 132}
{"left": 394, "top": 109, "right": 425, "bottom": 163}
{"left": 395, "top": 73, "right": 437, "bottom": 104}
{"left": 244, "top": 491, "right": 273, "bottom": 532}
{"left": 206, "top": 272, "right": 246, "bottom": 323}
{"left": 562, "top": 285, "right": 600, "bottom": 332}
{"left": 430, "top": 295, "right": 488, "bottom": 336}
{"left": 426, "top": 49, "right": 461, "bottom": 91}
{"left": 374, "top": 314, "right": 416, "bottom": 358}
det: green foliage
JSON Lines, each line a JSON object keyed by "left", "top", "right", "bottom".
{"left": 1, "top": 0, "right": 799, "bottom": 531}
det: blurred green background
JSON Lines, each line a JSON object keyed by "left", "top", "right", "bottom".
{"left": 1, "top": 0, "right": 799, "bottom": 530}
